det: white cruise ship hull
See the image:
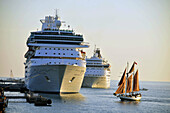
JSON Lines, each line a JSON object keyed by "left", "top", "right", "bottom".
{"left": 25, "top": 65, "right": 86, "bottom": 93}
{"left": 82, "top": 76, "right": 110, "bottom": 89}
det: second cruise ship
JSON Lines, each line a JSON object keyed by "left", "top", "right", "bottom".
{"left": 82, "top": 47, "right": 111, "bottom": 88}
{"left": 24, "top": 11, "right": 89, "bottom": 93}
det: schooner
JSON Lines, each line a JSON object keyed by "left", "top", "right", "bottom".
{"left": 113, "top": 62, "right": 142, "bottom": 101}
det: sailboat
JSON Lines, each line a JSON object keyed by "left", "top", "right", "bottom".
{"left": 113, "top": 62, "right": 142, "bottom": 101}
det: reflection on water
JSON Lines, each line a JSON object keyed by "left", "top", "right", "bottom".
{"left": 116, "top": 100, "right": 140, "bottom": 105}
{"left": 60, "top": 93, "right": 85, "bottom": 101}
{"left": 40, "top": 93, "right": 85, "bottom": 103}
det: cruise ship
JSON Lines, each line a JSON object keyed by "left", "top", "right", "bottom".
{"left": 24, "top": 11, "right": 89, "bottom": 93}
{"left": 82, "top": 47, "right": 111, "bottom": 88}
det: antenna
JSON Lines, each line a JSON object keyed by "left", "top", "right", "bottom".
{"left": 56, "top": 9, "right": 58, "bottom": 17}
{"left": 94, "top": 45, "right": 96, "bottom": 54}
{"left": 55, "top": 9, "right": 59, "bottom": 19}
{"left": 10, "top": 70, "right": 14, "bottom": 78}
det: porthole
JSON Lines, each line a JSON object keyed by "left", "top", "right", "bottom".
{"left": 63, "top": 53, "right": 65, "bottom": 55}
{"left": 58, "top": 48, "right": 60, "bottom": 50}
{"left": 58, "top": 53, "right": 60, "bottom": 55}
{"left": 53, "top": 53, "right": 56, "bottom": 55}
{"left": 71, "top": 54, "right": 73, "bottom": 55}
{"left": 39, "top": 52, "right": 40, "bottom": 54}
{"left": 54, "top": 48, "right": 55, "bottom": 50}
{"left": 49, "top": 48, "right": 51, "bottom": 50}
{"left": 45, "top": 48, "right": 47, "bottom": 50}
{"left": 45, "top": 53, "right": 47, "bottom": 54}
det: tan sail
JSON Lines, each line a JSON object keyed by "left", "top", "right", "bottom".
{"left": 126, "top": 74, "right": 133, "bottom": 93}
{"left": 129, "top": 62, "right": 137, "bottom": 73}
{"left": 115, "top": 82, "right": 125, "bottom": 94}
{"left": 118, "top": 69, "right": 126, "bottom": 86}
{"left": 133, "top": 70, "right": 140, "bottom": 92}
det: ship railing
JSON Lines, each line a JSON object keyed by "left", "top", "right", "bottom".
{"left": 42, "top": 29, "right": 83, "bottom": 37}
{"left": 80, "top": 42, "right": 90, "bottom": 45}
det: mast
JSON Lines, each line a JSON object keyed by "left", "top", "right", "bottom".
{"left": 131, "top": 61, "right": 137, "bottom": 93}
{"left": 132, "top": 69, "right": 135, "bottom": 93}
{"left": 125, "top": 62, "right": 129, "bottom": 96}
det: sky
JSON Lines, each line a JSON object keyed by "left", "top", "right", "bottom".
{"left": 0, "top": 0, "right": 170, "bottom": 82}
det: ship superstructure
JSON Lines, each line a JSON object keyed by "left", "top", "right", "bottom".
{"left": 82, "top": 47, "right": 111, "bottom": 88}
{"left": 24, "top": 11, "right": 89, "bottom": 93}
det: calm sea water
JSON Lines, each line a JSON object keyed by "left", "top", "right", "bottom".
{"left": 4, "top": 80, "right": 170, "bottom": 113}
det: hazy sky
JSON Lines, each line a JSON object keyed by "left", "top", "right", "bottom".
{"left": 0, "top": 0, "right": 170, "bottom": 82}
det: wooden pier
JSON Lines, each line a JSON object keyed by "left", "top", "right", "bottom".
{"left": 0, "top": 79, "right": 52, "bottom": 110}
{"left": 0, "top": 79, "right": 28, "bottom": 92}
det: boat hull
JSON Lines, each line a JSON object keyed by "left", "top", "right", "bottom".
{"left": 25, "top": 65, "right": 86, "bottom": 93}
{"left": 120, "top": 95, "right": 141, "bottom": 101}
{"left": 82, "top": 76, "right": 110, "bottom": 89}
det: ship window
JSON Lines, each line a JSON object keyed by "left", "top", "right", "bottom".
{"left": 54, "top": 48, "right": 55, "bottom": 50}
{"left": 54, "top": 62, "right": 56, "bottom": 64}
{"left": 45, "top": 53, "right": 47, "bottom": 54}
{"left": 58, "top": 48, "right": 60, "bottom": 50}
{"left": 53, "top": 53, "right": 56, "bottom": 55}
{"left": 71, "top": 54, "right": 73, "bottom": 55}
{"left": 49, "top": 48, "right": 51, "bottom": 50}
{"left": 58, "top": 53, "right": 60, "bottom": 55}
{"left": 49, "top": 62, "right": 51, "bottom": 64}
{"left": 63, "top": 53, "right": 65, "bottom": 55}
{"left": 67, "top": 49, "right": 69, "bottom": 50}
{"left": 77, "top": 54, "right": 79, "bottom": 56}
{"left": 63, "top": 48, "right": 65, "bottom": 50}
{"left": 39, "top": 52, "right": 40, "bottom": 54}
{"left": 71, "top": 49, "right": 73, "bottom": 51}
{"left": 45, "top": 48, "right": 47, "bottom": 50}
{"left": 59, "top": 62, "right": 60, "bottom": 64}
{"left": 25, "top": 71, "right": 27, "bottom": 73}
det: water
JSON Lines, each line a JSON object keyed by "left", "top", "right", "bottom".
{"left": 4, "top": 80, "right": 170, "bottom": 113}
